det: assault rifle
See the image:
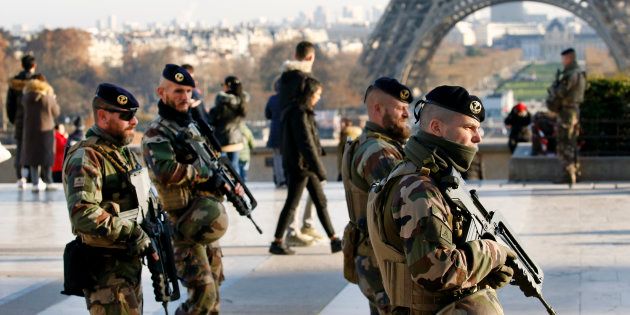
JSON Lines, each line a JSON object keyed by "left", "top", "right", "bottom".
{"left": 176, "top": 120, "right": 262, "bottom": 234}
{"left": 545, "top": 69, "right": 562, "bottom": 112}
{"left": 142, "top": 192, "right": 181, "bottom": 314}
{"left": 127, "top": 169, "right": 180, "bottom": 314}
{"left": 440, "top": 168, "right": 556, "bottom": 315}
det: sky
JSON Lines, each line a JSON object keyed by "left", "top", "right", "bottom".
{"left": 0, "top": 0, "right": 571, "bottom": 30}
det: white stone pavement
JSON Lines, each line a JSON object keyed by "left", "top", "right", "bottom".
{"left": 0, "top": 180, "right": 629, "bottom": 314}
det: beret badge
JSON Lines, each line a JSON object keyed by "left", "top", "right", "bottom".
{"left": 117, "top": 95, "right": 128, "bottom": 105}
{"left": 175, "top": 73, "right": 184, "bottom": 82}
{"left": 470, "top": 100, "right": 482, "bottom": 115}
{"left": 400, "top": 89, "right": 410, "bottom": 101}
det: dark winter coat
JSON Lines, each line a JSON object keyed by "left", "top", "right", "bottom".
{"left": 265, "top": 94, "right": 282, "bottom": 149}
{"left": 504, "top": 109, "right": 532, "bottom": 141}
{"left": 209, "top": 91, "right": 247, "bottom": 150}
{"left": 280, "top": 102, "right": 326, "bottom": 181}
{"left": 20, "top": 79, "right": 60, "bottom": 166}
{"left": 6, "top": 70, "right": 33, "bottom": 140}
{"left": 190, "top": 88, "right": 210, "bottom": 125}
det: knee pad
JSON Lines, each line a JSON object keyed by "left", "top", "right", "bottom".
{"left": 177, "top": 197, "right": 228, "bottom": 244}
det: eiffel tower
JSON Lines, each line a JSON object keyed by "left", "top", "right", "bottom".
{"left": 360, "top": 0, "right": 630, "bottom": 91}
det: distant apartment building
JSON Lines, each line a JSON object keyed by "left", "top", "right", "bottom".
{"left": 88, "top": 32, "right": 124, "bottom": 67}
{"left": 494, "top": 18, "right": 606, "bottom": 61}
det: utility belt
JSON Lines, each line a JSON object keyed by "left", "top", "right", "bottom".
{"left": 392, "top": 286, "right": 479, "bottom": 315}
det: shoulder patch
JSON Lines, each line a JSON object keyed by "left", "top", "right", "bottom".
{"left": 74, "top": 177, "right": 85, "bottom": 188}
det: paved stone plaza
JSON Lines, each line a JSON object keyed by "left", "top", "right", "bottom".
{"left": 0, "top": 180, "right": 629, "bottom": 315}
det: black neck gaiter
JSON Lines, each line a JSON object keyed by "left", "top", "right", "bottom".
{"left": 158, "top": 100, "right": 192, "bottom": 127}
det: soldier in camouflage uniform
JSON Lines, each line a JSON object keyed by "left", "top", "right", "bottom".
{"left": 546, "top": 48, "right": 586, "bottom": 185}
{"left": 63, "top": 83, "right": 155, "bottom": 315}
{"left": 368, "top": 86, "right": 516, "bottom": 315}
{"left": 143, "top": 64, "right": 242, "bottom": 315}
{"left": 341, "top": 77, "right": 412, "bottom": 314}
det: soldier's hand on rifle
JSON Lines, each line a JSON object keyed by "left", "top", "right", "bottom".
{"left": 481, "top": 264, "right": 514, "bottom": 289}
{"left": 496, "top": 243, "right": 517, "bottom": 265}
{"left": 202, "top": 172, "right": 228, "bottom": 192}
{"left": 128, "top": 223, "right": 153, "bottom": 257}
{"left": 234, "top": 183, "right": 245, "bottom": 197}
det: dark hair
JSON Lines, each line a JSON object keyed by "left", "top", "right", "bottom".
{"left": 21, "top": 54, "right": 36, "bottom": 70}
{"left": 278, "top": 70, "right": 308, "bottom": 105}
{"left": 181, "top": 64, "right": 194, "bottom": 72}
{"left": 295, "top": 41, "right": 315, "bottom": 61}
{"left": 223, "top": 75, "right": 247, "bottom": 116}
{"left": 224, "top": 76, "right": 243, "bottom": 96}
{"left": 297, "top": 77, "right": 322, "bottom": 106}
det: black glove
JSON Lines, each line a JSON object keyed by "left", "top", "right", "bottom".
{"left": 127, "top": 224, "right": 153, "bottom": 257}
{"left": 202, "top": 173, "right": 228, "bottom": 192}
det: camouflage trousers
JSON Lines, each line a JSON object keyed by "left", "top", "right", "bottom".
{"left": 170, "top": 196, "right": 227, "bottom": 315}
{"left": 436, "top": 288, "right": 504, "bottom": 315}
{"left": 355, "top": 251, "right": 392, "bottom": 314}
{"left": 85, "top": 279, "right": 142, "bottom": 315}
{"left": 173, "top": 241, "right": 224, "bottom": 315}
{"left": 556, "top": 108, "right": 580, "bottom": 182}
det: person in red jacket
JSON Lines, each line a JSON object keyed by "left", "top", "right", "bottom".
{"left": 52, "top": 123, "right": 68, "bottom": 182}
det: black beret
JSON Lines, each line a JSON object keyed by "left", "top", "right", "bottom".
{"left": 561, "top": 48, "right": 575, "bottom": 55}
{"left": 95, "top": 83, "right": 139, "bottom": 109}
{"left": 424, "top": 85, "right": 485, "bottom": 122}
{"left": 162, "top": 64, "right": 195, "bottom": 87}
{"left": 368, "top": 77, "right": 413, "bottom": 104}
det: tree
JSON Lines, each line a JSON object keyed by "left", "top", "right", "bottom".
{"left": 25, "top": 28, "right": 100, "bottom": 116}
{"left": 116, "top": 45, "right": 185, "bottom": 112}
{"left": 258, "top": 42, "right": 294, "bottom": 92}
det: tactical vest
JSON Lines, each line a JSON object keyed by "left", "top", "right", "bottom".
{"left": 64, "top": 135, "right": 150, "bottom": 249}
{"left": 343, "top": 131, "right": 404, "bottom": 228}
{"left": 148, "top": 117, "right": 217, "bottom": 211}
{"left": 340, "top": 133, "right": 369, "bottom": 283}
{"left": 558, "top": 68, "right": 587, "bottom": 108}
{"left": 341, "top": 133, "right": 370, "bottom": 227}
{"left": 368, "top": 162, "right": 474, "bottom": 314}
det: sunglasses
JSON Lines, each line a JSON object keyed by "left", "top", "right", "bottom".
{"left": 104, "top": 108, "right": 137, "bottom": 121}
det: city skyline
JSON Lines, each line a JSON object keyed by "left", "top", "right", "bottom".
{"left": 2, "top": 0, "right": 571, "bottom": 31}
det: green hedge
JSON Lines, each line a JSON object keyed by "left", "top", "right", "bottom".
{"left": 580, "top": 76, "right": 630, "bottom": 155}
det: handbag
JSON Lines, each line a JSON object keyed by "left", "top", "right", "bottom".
{"left": 0, "top": 142, "right": 11, "bottom": 164}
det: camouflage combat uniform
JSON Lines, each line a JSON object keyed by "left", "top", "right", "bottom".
{"left": 342, "top": 122, "right": 404, "bottom": 314}
{"left": 367, "top": 136, "right": 514, "bottom": 314}
{"left": 547, "top": 61, "right": 586, "bottom": 184}
{"left": 142, "top": 109, "right": 228, "bottom": 315}
{"left": 63, "top": 126, "right": 146, "bottom": 315}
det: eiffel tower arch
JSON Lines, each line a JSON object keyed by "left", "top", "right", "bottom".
{"left": 360, "top": 0, "right": 630, "bottom": 91}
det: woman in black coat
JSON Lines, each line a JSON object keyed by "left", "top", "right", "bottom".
{"left": 209, "top": 76, "right": 247, "bottom": 170}
{"left": 270, "top": 73, "right": 341, "bottom": 255}
{"left": 504, "top": 102, "right": 532, "bottom": 153}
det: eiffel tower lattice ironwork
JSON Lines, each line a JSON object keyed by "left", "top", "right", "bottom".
{"left": 360, "top": 0, "right": 630, "bottom": 91}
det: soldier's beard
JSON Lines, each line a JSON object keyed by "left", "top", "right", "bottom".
{"left": 106, "top": 125, "right": 135, "bottom": 145}
{"left": 164, "top": 95, "right": 189, "bottom": 113}
{"left": 383, "top": 112, "right": 411, "bottom": 142}
{"left": 113, "top": 129, "right": 135, "bottom": 145}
